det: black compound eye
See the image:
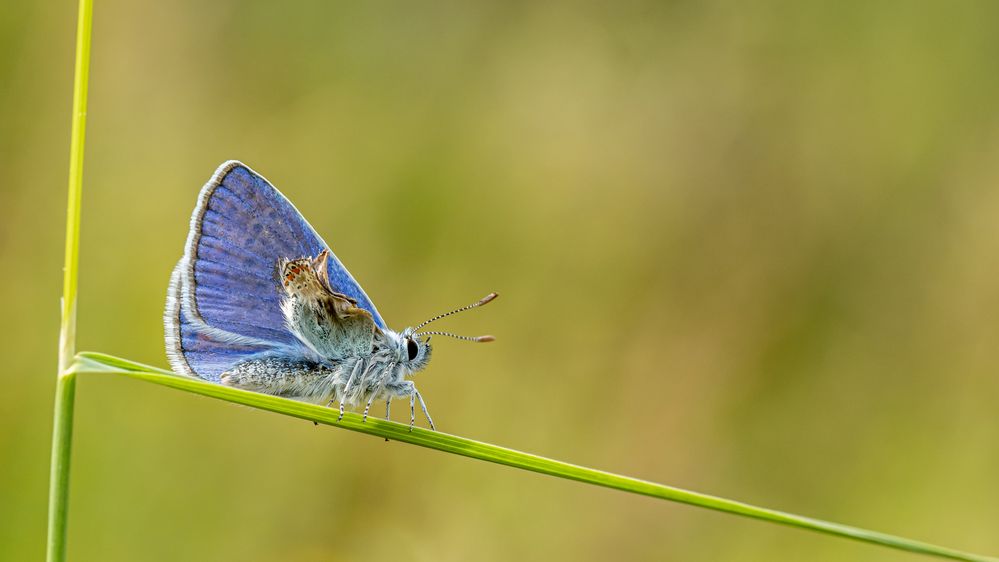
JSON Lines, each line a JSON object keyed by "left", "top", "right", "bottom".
{"left": 406, "top": 338, "right": 419, "bottom": 361}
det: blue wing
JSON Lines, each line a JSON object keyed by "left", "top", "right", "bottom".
{"left": 165, "top": 262, "right": 288, "bottom": 380}
{"left": 164, "top": 160, "right": 385, "bottom": 380}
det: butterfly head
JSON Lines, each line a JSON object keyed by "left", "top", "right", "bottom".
{"left": 389, "top": 293, "right": 498, "bottom": 374}
{"left": 389, "top": 328, "right": 432, "bottom": 373}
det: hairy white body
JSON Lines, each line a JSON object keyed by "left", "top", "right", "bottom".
{"left": 218, "top": 252, "right": 436, "bottom": 427}
{"left": 221, "top": 329, "right": 434, "bottom": 425}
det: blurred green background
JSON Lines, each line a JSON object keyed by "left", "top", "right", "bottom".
{"left": 3, "top": 1, "right": 999, "bottom": 560}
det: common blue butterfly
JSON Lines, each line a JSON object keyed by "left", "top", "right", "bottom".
{"left": 164, "top": 161, "right": 496, "bottom": 430}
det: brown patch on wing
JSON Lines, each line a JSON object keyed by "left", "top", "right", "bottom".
{"left": 281, "top": 252, "right": 377, "bottom": 351}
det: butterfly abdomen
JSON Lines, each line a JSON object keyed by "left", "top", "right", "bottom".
{"left": 221, "top": 355, "right": 342, "bottom": 400}
{"left": 221, "top": 353, "right": 405, "bottom": 406}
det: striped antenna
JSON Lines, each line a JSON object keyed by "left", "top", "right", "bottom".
{"left": 413, "top": 292, "right": 498, "bottom": 332}
{"left": 416, "top": 331, "right": 495, "bottom": 343}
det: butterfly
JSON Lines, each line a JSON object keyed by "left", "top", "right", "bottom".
{"left": 163, "top": 161, "right": 496, "bottom": 430}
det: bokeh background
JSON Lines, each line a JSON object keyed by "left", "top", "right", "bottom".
{"left": 3, "top": 1, "right": 999, "bottom": 560}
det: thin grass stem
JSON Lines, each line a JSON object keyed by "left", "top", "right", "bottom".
{"left": 46, "top": 373, "right": 77, "bottom": 562}
{"left": 47, "top": 0, "right": 94, "bottom": 559}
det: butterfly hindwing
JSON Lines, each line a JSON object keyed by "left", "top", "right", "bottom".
{"left": 165, "top": 262, "right": 286, "bottom": 380}
{"left": 164, "top": 161, "right": 385, "bottom": 379}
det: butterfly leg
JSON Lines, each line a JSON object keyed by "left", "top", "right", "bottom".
{"left": 415, "top": 389, "right": 436, "bottom": 431}
{"left": 382, "top": 398, "right": 393, "bottom": 442}
{"left": 364, "top": 362, "right": 396, "bottom": 422}
{"left": 409, "top": 392, "right": 416, "bottom": 431}
{"left": 380, "top": 381, "right": 434, "bottom": 431}
{"left": 363, "top": 383, "right": 384, "bottom": 422}
{"left": 362, "top": 396, "right": 374, "bottom": 421}
{"left": 363, "top": 375, "right": 390, "bottom": 422}
{"left": 336, "top": 360, "right": 364, "bottom": 421}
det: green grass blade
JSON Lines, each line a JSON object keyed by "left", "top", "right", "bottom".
{"left": 58, "top": 0, "right": 92, "bottom": 373}
{"left": 72, "top": 351, "right": 997, "bottom": 562}
{"left": 48, "top": 0, "right": 93, "bottom": 560}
